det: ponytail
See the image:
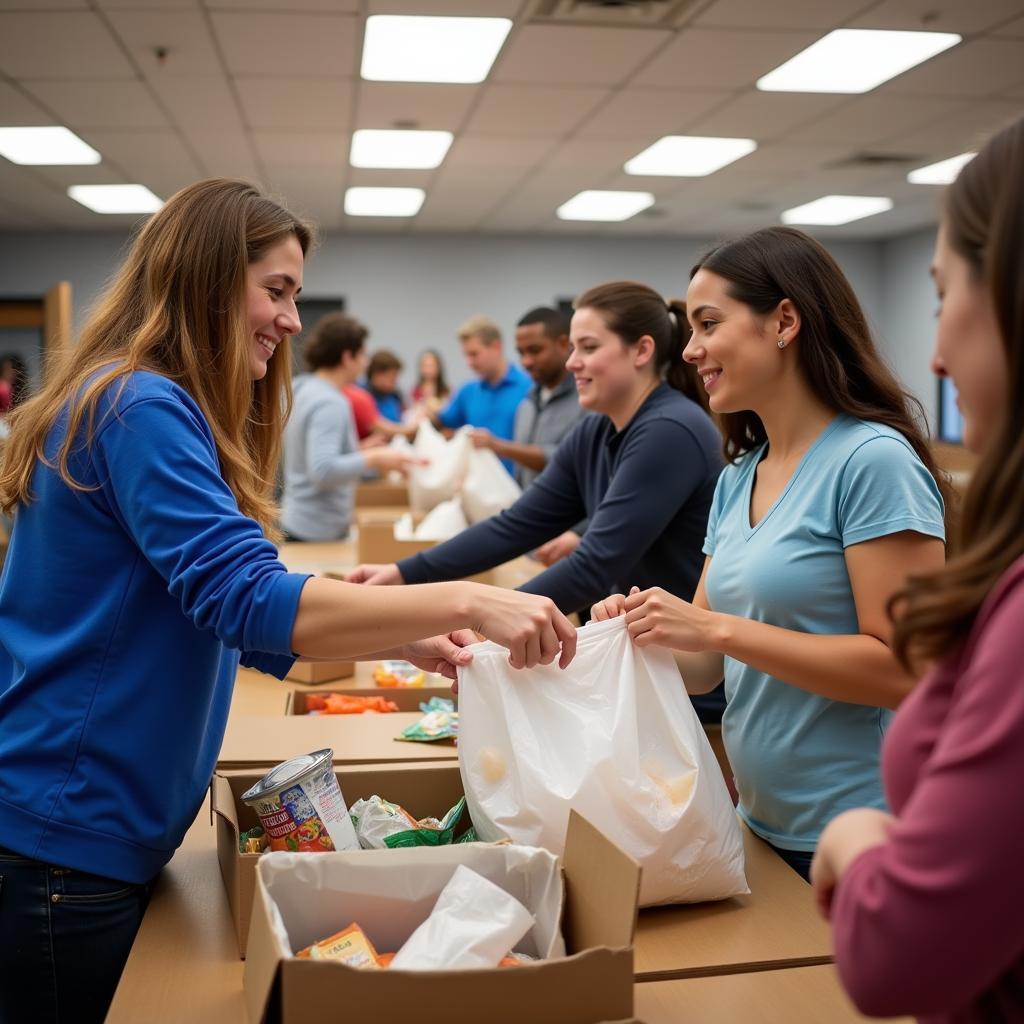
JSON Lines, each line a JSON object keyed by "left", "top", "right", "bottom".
{"left": 665, "top": 299, "right": 709, "bottom": 413}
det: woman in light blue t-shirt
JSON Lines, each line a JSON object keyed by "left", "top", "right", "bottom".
{"left": 594, "top": 226, "right": 951, "bottom": 879}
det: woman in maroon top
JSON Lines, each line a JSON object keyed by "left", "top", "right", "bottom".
{"left": 811, "top": 116, "right": 1024, "bottom": 1022}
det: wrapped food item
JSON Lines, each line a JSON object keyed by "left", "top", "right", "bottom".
{"left": 304, "top": 693, "right": 399, "bottom": 715}
{"left": 240, "top": 749, "right": 359, "bottom": 853}
{"left": 349, "top": 795, "right": 466, "bottom": 849}
{"left": 373, "top": 660, "right": 425, "bottom": 688}
{"left": 398, "top": 697, "right": 458, "bottom": 743}
{"left": 295, "top": 923, "right": 383, "bottom": 967}
{"left": 238, "top": 825, "right": 268, "bottom": 855}
{"left": 390, "top": 865, "right": 535, "bottom": 971}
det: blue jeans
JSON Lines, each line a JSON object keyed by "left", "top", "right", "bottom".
{"left": 769, "top": 842, "right": 815, "bottom": 882}
{"left": 0, "top": 846, "right": 153, "bottom": 1024}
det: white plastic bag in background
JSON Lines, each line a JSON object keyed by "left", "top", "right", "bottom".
{"left": 457, "top": 616, "right": 748, "bottom": 907}
{"left": 390, "top": 864, "right": 535, "bottom": 971}
{"left": 408, "top": 420, "right": 471, "bottom": 514}
{"left": 402, "top": 499, "right": 468, "bottom": 541}
{"left": 460, "top": 438, "right": 522, "bottom": 524}
{"left": 385, "top": 435, "right": 414, "bottom": 484}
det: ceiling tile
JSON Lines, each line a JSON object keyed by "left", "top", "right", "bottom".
{"left": 367, "top": 0, "right": 519, "bottom": 13}
{"left": 881, "top": 38, "right": 1024, "bottom": 97}
{"left": 689, "top": 90, "right": 847, "bottom": 140}
{"left": 236, "top": 78, "right": 352, "bottom": 132}
{"left": 879, "top": 98, "right": 1023, "bottom": 153}
{"left": 147, "top": 74, "right": 240, "bottom": 133}
{"left": 0, "top": 81, "right": 55, "bottom": 125}
{"left": 210, "top": 0, "right": 356, "bottom": 8}
{"left": 694, "top": 0, "right": 867, "bottom": 30}
{"left": 443, "top": 134, "right": 558, "bottom": 173}
{"left": 345, "top": 167, "right": 432, "bottom": 188}
{"left": 992, "top": 15, "right": 1024, "bottom": 37}
{"left": 354, "top": 82, "right": 477, "bottom": 131}
{"left": 494, "top": 25, "right": 671, "bottom": 86}
{"left": 24, "top": 80, "right": 169, "bottom": 130}
{"left": 82, "top": 128, "right": 203, "bottom": 180}
{"left": 574, "top": 87, "right": 732, "bottom": 140}
{"left": 104, "top": 9, "right": 221, "bottom": 78}
{"left": 631, "top": 28, "right": 817, "bottom": 89}
{"left": 466, "top": 84, "right": 608, "bottom": 137}
{"left": 95, "top": 0, "right": 198, "bottom": 8}
{"left": 0, "top": 11, "right": 137, "bottom": 78}
{"left": 182, "top": 129, "right": 260, "bottom": 181}
{"left": 847, "top": 0, "right": 1024, "bottom": 34}
{"left": 253, "top": 131, "right": 348, "bottom": 166}
{"left": 210, "top": 11, "right": 358, "bottom": 77}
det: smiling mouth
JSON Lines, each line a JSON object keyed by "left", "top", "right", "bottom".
{"left": 701, "top": 369, "right": 722, "bottom": 390}
{"left": 256, "top": 334, "right": 277, "bottom": 358}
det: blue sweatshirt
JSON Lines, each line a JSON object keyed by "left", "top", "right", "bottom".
{"left": 0, "top": 371, "right": 308, "bottom": 884}
{"left": 399, "top": 383, "right": 723, "bottom": 615}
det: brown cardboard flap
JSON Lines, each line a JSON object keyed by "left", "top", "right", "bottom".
{"left": 211, "top": 772, "right": 241, "bottom": 832}
{"left": 563, "top": 810, "right": 641, "bottom": 954}
{"left": 242, "top": 880, "right": 283, "bottom": 1024}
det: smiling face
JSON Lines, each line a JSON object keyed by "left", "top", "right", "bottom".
{"left": 515, "top": 322, "right": 569, "bottom": 388}
{"left": 682, "top": 268, "right": 791, "bottom": 414}
{"left": 245, "top": 233, "right": 304, "bottom": 380}
{"left": 930, "top": 223, "right": 1006, "bottom": 453}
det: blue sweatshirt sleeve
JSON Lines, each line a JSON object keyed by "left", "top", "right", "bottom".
{"left": 514, "top": 416, "right": 714, "bottom": 611}
{"left": 305, "top": 396, "right": 368, "bottom": 489}
{"left": 397, "top": 425, "right": 587, "bottom": 593}
{"left": 92, "top": 396, "right": 308, "bottom": 674}
{"left": 438, "top": 386, "right": 467, "bottom": 430}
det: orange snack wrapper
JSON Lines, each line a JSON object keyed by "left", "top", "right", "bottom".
{"left": 295, "top": 923, "right": 383, "bottom": 968}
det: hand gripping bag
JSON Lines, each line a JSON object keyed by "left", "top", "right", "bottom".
{"left": 460, "top": 439, "right": 522, "bottom": 524}
{"left": 457, "top": 616, "right": 748, "bottom": 906}
{"left": 408, "top": 420, "right": 471, "bottom": 514}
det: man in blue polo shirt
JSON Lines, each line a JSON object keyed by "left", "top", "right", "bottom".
{"left": 436, "top": 315, "right": 531, "bottom": 474}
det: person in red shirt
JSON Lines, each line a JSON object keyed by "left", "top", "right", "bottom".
{"left": 812, "top": 115, "right": 1024, "bottom": 1023}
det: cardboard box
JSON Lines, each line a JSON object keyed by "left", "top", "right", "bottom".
{"left": 213, "top": 762, "right": 469, "bottom": 957}
{"left": 285, "top": 687, "right": 455, "bottom": 715}
{"left": 355, "top": 517, "right": 434, "bottom": 565}
{"left": 243, "top": 809, "right": 639, "bottom": 1024}
{"left": 284, "top": 660, "right": 355, "bottom": 685}
{"left": 216, "top": 714, "right": 459, "bottom": 771}
{"left": 355, "top": 481, "right": 409, "bottom": 507}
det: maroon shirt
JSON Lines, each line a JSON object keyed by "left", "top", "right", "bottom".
{"left": 831, "top": 555, "right": 1024, "bottom": 1022}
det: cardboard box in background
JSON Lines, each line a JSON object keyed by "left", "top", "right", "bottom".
{"left": 285, "top": 687, "right": 454, "bottom": 715}
{"left": 354, "top": 481, "right": 409, "bottom": 507}
{"left": 213, "top": 762, "right": 472, "bottom": 957}
{"left": 284, "top": 660, "right": 355, "bottom": 685}
{"left": 354, "top": 517, "right": 434, "bottom": 565}
{"left": 243, "top": 809, "right": 640, "bottom": 1024}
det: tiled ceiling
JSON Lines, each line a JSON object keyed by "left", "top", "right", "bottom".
{"left": 0, "top": 0, "right": 1021, "bottom": 238}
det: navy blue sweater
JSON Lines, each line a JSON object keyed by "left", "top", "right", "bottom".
{"left": 399, "top": 383, "right": 723, "bottom": 614}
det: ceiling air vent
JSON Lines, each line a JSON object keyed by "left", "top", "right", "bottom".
{"left": 827, "top": 152, "right": 924, "bottom": 169}
{"left": 528, "top": 0, "right": 698, "bottom": 27}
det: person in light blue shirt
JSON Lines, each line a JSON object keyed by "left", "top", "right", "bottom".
{"left": 437, "top": 315, "right": 532, "bottom": 473}
{"left": 593, "top": 227, "right": 951, "bottom": 880}
{"left": 0, "top": 180, "right": 577, "bottom": 1024}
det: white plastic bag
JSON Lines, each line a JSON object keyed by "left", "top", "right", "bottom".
{"left": 394, "top": 499, "right": 468, "bottom": 542}
{"left": 385, "top": 435, "right": 414, "bottom": 484}
{"left": 408, "top": 420, "right": 471, "bottom": 514}
{"left": 390, "top": 865, "right": 535, "bottom": 971}
{"left": 460, "top": 438, "right": 522, "bottom": 524}
{"left": 457, "top": 616, "right": 748, "bottom": 907}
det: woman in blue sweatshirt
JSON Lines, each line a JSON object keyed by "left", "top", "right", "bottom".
{"left": 0, "top": 179, "right": 576, "bottom": 1024}
{"left": 347, "top": 281, "right": 727, "bottom": 719}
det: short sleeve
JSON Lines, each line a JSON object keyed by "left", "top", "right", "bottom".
{"left": 838, "top": 436, "right": 945, "bottom": 548}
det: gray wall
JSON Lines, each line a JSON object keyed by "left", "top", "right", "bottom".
{"left": 0, "top": 227, "right": 941, "bottom": 422}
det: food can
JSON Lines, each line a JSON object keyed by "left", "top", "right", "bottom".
{"left": 240, "top": 748, "right": 359, "bottom": 853}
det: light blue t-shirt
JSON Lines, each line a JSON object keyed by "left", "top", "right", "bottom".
{"left": 703, "top": 415, "right": 945, "bottom": 851}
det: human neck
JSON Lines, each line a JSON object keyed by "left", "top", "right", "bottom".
{"left": 756, "top": 376, "right": 836, "bottom": 463}
{"left": 483, "top": 359, "right": 508, "bottom": 385}
{"left": 605, "top": 376, "right": 660, "bottom": 432}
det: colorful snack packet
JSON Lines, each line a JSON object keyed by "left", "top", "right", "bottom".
{"left": 295, "top": 923, "right": 383, "bottom": 968}
{"left": 398, "top": 698, "right": 458, "bottom": 742}
{"left": 373, "top": 660, "right": 425, "bottom": 688}
{"left": 349, "top": 795, "right": 466, "bottom": 849}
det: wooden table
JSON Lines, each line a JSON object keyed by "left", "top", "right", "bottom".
{"left": 635, "top": 965, "right": 910, "bottom": 1023}
{"left": 635, "top": 826, "right": 833, "bottom": 980}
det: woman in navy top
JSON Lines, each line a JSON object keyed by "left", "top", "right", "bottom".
{"left": 0, "top": 179, "right": 575, "bottom": 1024}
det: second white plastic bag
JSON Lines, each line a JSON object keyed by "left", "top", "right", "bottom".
{"left": 408, "top": 420, "right": 471, "bottom": 514}
{"left": 457, "top": 615, "right": 748, "bottom": 907}
{"left": 460, "top": 440, "right": 522, "bottom": 524}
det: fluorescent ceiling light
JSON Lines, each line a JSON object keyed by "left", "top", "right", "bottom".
{"left": 0, "top": 126, "right": 100, "bottom": 165}
{"left": 757, "top": 29, "right": 960, "bottom": 94}
{"left": 907, "top": 151, "right": 975, "bottom": 185}
{"left": 350, "top": 129, "right": 453, "bottom": 170}
{"left": 625, "top": 135, "right": 756, "bottom": 177}
{"left": 345, "top": 186, "right": 425, "bottom": 217}
{"left": 361, "top": 15, "right": 512, "bottom": 83}
{"left": 556, "top": 190, "right": 655, "bottom": 223}
{"left": 781, "top": 194, "right": 893, "bottom": 226}
{"left": 68, "top": 184, "right": 163, "bottom": 214}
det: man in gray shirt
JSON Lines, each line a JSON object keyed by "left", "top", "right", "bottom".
{"left": 472, "top": 307, "right": 587, "bottom": 565}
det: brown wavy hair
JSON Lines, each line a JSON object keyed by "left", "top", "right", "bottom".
{"left": 0, "top": 178, "right": 313, "bottom": 537}
{"left": 691, "top": 227, "right": 951, "bottom": 512}
{"left": 574, "top": 280, "right": 710, "bottom": 414}
{"left": 893, "top": 116, "right": 1024, "bottom": 670}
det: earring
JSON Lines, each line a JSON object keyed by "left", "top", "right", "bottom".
{"left": 777, "top": 338, "right": 786, "bottom": 349}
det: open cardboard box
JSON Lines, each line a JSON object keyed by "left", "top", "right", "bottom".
{"left": 284, "top": 660, "right": 355, "bottom": 686}
{"left": 285, "top": 687, "right": 454, "bottom": 715}
{"left": 214, "top": 762, "right": 469, "bottom": 957}
{"left": 243, "top": 808, "right": 640, "bottom": 1024}
{"left": 354, "top": 481, "right": 409, "bottom": 508}
{"left": 354, "top": 516, "right": 434, "bottom": 564}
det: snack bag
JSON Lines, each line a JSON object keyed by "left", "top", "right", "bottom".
{"left": 373, "top": 660, "right": 425, "bottom": 688}
{"left": 398, "top": 698, "right": 458, "bottom": 742}
{"left": 350, "top": 795, "right": 467, "bottom": 849}
{"left": 295, "top": 923, "right": 383, "bottom": 968}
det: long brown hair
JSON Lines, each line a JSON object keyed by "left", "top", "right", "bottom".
{"left": 573, "top": 280, "right": 710, "bottom": 413}
{"left": 0, "top": 178, "right": 312, "bottom": 536}
{"left": 691, "top": 227, "right": 951, "bottom": 506}
{"left": 893, "top": 116, "right": 1024, "bottom": 669}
